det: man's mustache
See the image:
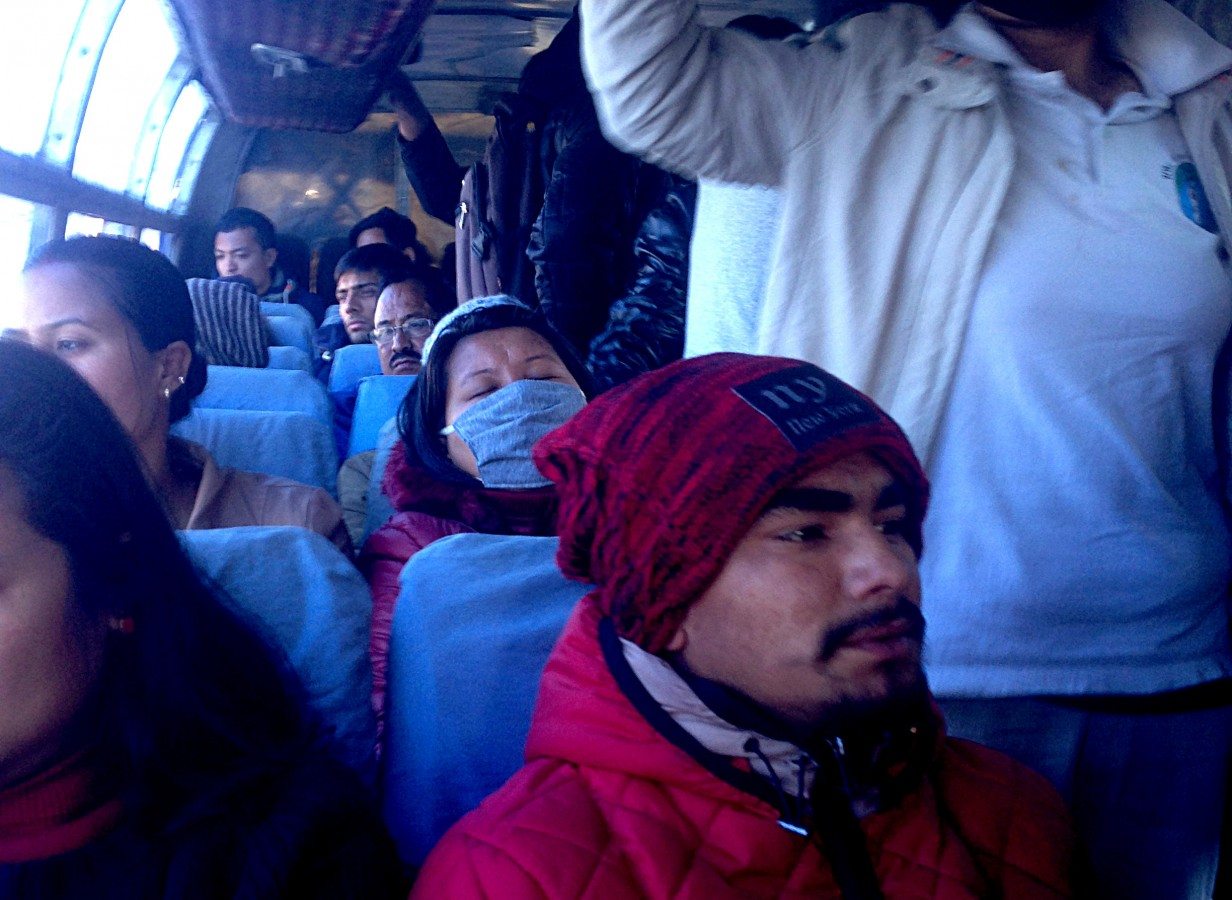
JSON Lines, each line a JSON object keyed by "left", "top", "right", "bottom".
{"left": 820, "top": 597, "right": 925, "bottom": 660}
{"left": 391, "top": 349, "right": 422, "bottom": 366}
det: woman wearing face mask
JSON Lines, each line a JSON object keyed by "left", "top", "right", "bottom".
{"left": 14, "top": 236, "right": 350, "bottom": 554}
{"left": 361, "top": 295, "right": 591, "bottom": 743}
{"left": 0, "top": 340, "right": 403, "bottom": 898}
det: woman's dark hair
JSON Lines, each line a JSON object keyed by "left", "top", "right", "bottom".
{"left": 398, "top": 301, "right": 592, "bottom": 485}
{"left": 24, "top": 236, "right": 207, "bottom": 423}
{"left": 0, "top": 339, "right": 313, "bottom": 828}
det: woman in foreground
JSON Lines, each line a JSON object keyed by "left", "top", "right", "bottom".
{"left": 0, "top": 340, "right": 402, "bottom": 898}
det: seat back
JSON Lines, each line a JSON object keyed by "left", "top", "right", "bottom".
{"left": 328, "top": 343, "right": 382, "bottom": 395}
{"left": 264, "top": 314, "right": 312, "bottom": 355}
{"left": 180, "top": 526, "right": 376, "bottom": 782}
{"left": 172, "top": 408, "right": 338, "bottom": 495}
{"left": 322, "top": 303, "right": 342, "bottom": 326}
{"left": 382, "top": 533, "right": 588, "bottom": 864}
{"left": 198, "top": 366, "right": 331, "bottom": 427}
{"left": 362, "top": 418, "right": 401, "bottom": 545}
{"left": 260, "top": 300, "right": 315, "bottom": 331}
{"left": 347, "top": 375, "right": 414, "bottom": 458}
{"left": 265, "top": 345, "right": 312, "bottom": 372}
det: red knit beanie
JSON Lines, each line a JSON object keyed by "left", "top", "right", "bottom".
{"left": 534, "top": 353, "right": 930, "bottom": 653}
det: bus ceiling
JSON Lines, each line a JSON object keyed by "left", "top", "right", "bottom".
{"left": 166, "top": 0, "right": 817, "bottom": 130}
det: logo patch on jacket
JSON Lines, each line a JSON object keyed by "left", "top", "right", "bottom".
{"left": 1174, "top": 162, "right": 1219, "bottom": 233}
{"left": 733, "top": 365, "right": 878, "bottom": 451}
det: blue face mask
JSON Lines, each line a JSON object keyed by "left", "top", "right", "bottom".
{"left": 441, "top": 379, "right": 586, "bottom": 488}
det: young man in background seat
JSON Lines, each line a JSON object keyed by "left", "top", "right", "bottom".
{"left": 214, "top": 207, "right": 327, "bottom": 325}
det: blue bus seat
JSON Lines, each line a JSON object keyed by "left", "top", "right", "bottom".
{"left": 264, "top": 315, "right": 312, "bottom": 355}
{"left": 198, "top": 366, "right": 331, "bottom": 428}
{"left": 260, "top": 300, "right": 316, "bottom": 332}
{"left": 382, "top": 533, "right": 588, "bottom": 865}
{"left": 180, "top": 526, "right": 376, "bottom": 783}
{"left": 322, "top": 304, "right": 342, "bottom": 326}
{"left": 362, "top": 418, "right": 401, "bottom": 545}
{"left": 328, "top": 343, "right": 381, "bottom": 396}
{"left": 172, "top": 408, "right": 338, "bottom": 495}
{"left": 347, "top": 375, "right": 414, "bottom": 458}
{"left": 265, "top": 345, "right": 312, "bottom": 372}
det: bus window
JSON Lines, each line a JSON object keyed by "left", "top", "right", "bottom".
{"left": 65, "top": 212, "right": 106, "bottom": 238}
{"left": 0, "top": 195, "right": 39, "bottom": 326}
{"left": 147, "top": 81, "right": 213, "bottom": 212}
{"left": 0, "top": 3, "right": 84, "bottom": 159}
{"left": 73, "top": 0, "right": 179, "bottom": 192}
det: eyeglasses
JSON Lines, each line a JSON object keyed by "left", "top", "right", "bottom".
{"left": 371, "top": 317, "right": 435, "bottom": 345}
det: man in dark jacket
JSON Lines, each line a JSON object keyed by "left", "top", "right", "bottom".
{"left": 413, "top": 353, "right": 1076, "bottom": 898}
{"left": 586, "top": 173, "right": 696, "bottom": 392}
{"left": 214, "top": 208, "right": 327, "bottom": 325}
{"left": 386, "top": 15, "right": 673, "bottom": 360}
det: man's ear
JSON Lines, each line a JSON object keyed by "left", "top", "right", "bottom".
{"left": 665, "top": 627, "right": 687, "bottom": 653}
{"left": 263, "top": 246, "right": 278, "bottom": 272}
{"left": 156, "top": 340, "right": 193, "bottom": 393}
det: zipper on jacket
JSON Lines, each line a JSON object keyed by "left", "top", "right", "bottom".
{"left": 812, "top": 736, "right": 885, "bottom": 900}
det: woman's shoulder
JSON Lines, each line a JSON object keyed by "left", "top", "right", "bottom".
{"left": 365, "top": 509, "right": 474, "bottom": 561}
{"left": 218, "top": 466, "right": 340, "bottom": 517}
{"left": 191, "top": 460, "right": 352, "bottom": 554}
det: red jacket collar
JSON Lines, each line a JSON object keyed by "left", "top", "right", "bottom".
{"left": 382, "top": 439, "right": 558, "bottom": 536}
{"left": 527, "top": 598, "right": 943, "bottom": 823}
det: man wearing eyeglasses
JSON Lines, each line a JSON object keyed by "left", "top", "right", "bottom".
{"left": 313, "top": 243, "right": 411, "bottom": 382}
{"left": 372, "top": 276, "right": 440, "bottom": 377}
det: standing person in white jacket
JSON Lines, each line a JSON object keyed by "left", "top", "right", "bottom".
{"left": 580, "top": 0, "right": 1232, "bottom": 895}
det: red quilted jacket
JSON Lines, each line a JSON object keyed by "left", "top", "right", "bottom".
{"left": 361, "top": 440, "right": 558, "bottom": 745}
{"left": 413, "top": 600, "right": 1075, "bottom": 898}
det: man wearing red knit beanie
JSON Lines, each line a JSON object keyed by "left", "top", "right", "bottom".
{"left": 413, "top": 353, "right": 1075, "bottom": 898}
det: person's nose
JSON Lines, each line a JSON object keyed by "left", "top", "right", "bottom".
{"left": 394, "top": 325, "right": 423, "bottom": 352}
{"left": 841, "top": 525, "right": 915, "bottom": 603}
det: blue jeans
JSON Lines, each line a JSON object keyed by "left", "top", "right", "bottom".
{"left": 940, "top": 694, "right": 1232, "bottom": 900}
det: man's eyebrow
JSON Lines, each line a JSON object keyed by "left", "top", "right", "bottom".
{"left": 876, "top": 481, "right": 908, "bottom": 510}
{"left": 763, "top": 488, "right": 853, "bottom": 515}
{"left": 762, "top": 481, "right": 908, "bottom": 516}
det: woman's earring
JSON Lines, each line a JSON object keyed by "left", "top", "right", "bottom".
{"left": 163, "top": 386, "right": 171, "bottom": 400}
{"left": 178, "top": 375, "right": 185, "bottom": 386}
